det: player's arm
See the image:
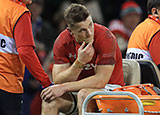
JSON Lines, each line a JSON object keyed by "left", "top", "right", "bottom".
{"left": 52, "top": 60, "right": 84, "bottom": 84}
{"left": 41, "top": 34, "right": 116, "bottom": 101}
{"left": 14, "top": 12, "right": 51, "bottom": 87}
{"left": 61, "top": 37, "right": 116, "bottom": 91}
{"left": 41, "top": 64, "right": 114, "bottom": 101}
{"left": 64, "top": 64, "right": 114, "bottom": 91}
{"left": 53, "top": 41, "right": 94, "bottom": 84}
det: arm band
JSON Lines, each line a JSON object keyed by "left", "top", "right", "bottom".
{"left": 74, "top": 60, "right": 85, "bottom": 68}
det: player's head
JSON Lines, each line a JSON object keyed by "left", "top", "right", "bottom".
{"left": 64, "top": 3, "right": 94, "bottom": 44}
{"left": 64, "top": 3, "right": 90, "bottom": 29}
{"left": 147, "top": 0, "right": 160, "bottom": 15}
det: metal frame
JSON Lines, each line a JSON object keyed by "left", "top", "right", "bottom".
{"left": 82, "top": 91, "right": 144, "bottom": 115}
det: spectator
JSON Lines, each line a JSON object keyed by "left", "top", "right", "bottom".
{"left": 27, "top": 0, "right": 57, "bottom": 54}
{"left": 126, "top": 0, "right": 160, "bottom": 70}
{"left": 41, "top": 3, "right": 124, "bottom": 115}
{"left": 0, "top": 0, "right": 52, "bottom": 115}
{"left": 41, "top": 0, "right": 63, "bottom": 27}
{"left": 108, "top": 0, "right": 142, "bottom": 58}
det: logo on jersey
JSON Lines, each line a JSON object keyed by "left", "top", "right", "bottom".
{"left": 69, "top": 53, "right": 76, "bottom": 59}
{"left": 84, "top": 63, "right": 96, "bottom": 70}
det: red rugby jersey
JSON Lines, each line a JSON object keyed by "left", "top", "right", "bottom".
{"left": 53, "top": 23, "right": 124, "bottom": 86}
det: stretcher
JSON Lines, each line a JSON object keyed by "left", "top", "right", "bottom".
{"left": 82, "top": 84, "right": 160, "bottom": 115}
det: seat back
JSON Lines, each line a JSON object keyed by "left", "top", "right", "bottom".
{"left": 136, "top": 60, "right": 160, "bottom": 88}
{"left": 122, "top": 59, "right": 141, "bottom": 85}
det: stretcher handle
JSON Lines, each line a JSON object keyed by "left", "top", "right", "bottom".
{"left": 82, "top": 91, "right": 144, "bottom": 115}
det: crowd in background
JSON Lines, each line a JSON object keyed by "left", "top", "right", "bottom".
{"left": 22, "top": 0, "right": 148, "bottom": 114}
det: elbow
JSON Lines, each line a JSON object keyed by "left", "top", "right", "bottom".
{"left": 96, "top": 81, "right": 107, "bottom": 88}
{"left": 52, "top": 73, "right": 62, "bottom": 84}
{"left": 52, "top": 77, "right": 59, "bottom": 84}
{"left": 52, "top": 75, "right": 64, "bottom": 84}
{"left": 18, "top": 48, "right": 29, "bottom": 61}
{"left": 53, "top": 79, "right": 60, "bottom": 84}
{"left": 17, "top": 48, "right": 24, "bottom": 56}
{"left": 17, "top": 46, "right": 33, "bottom": 58}
{"left": 18, "top": 50, "right": 27, "bottom": 57}
{"left": 94, "top": 75, "right": 109, "bottom": 88}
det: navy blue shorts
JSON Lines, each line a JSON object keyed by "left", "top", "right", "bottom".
{"left": 0, "top": 89, "right": 23, "bottom": 115}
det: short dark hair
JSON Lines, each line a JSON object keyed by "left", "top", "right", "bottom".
{"left": 147, "top": 0, "right": 160, "bottom": 14}
{"left": 64, "top": 3, "right": 90, "bottom": 28}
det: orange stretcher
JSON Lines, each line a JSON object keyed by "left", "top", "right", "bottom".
{"left": 82, "top": 84, "right": 160, "bottom": 115}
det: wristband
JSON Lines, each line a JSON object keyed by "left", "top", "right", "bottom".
{"left": 74, "top": 59, "right": 85, "bottom": 68}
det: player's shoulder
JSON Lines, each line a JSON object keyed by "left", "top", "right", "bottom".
{"left": 54, "top": 29, "right": 73, "bottom": 47}
{"left": 94, "top": 23, "right": 107, "bottom": 29}
{"left": 94, "top": 23, "right": 110, "bottom": 33}
{"left": 94, "top": 23, "right": 114, "bottom": 38}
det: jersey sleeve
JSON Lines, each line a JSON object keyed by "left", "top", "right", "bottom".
{"left": 53, "top": 37, "right": 70, "bottom": 64}
{"left": 14, "top": 12, "right": 35, "bottom": 48}
{"left": 149, "top": 30, "right": 160, "bottom": 67}
{"left": 14, "top": 12, "right": 51, "bottom": 88}
{"left": 17, "top": 46, "right": 51, "bottom": 88}
{"left": 95, "top": 28, "right": 116, "bottom": 65}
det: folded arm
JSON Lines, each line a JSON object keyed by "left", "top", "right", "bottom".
{"left": 52, "top": 60, "right": 84, "bottom": 84}
{"left": 41, "top": 64, "right": 114, "bottom": 101}
{"left": 61, "top": 64, "right": 114, "bottom": 91}
{"left": 53, "top": 41, "right": 94, "bottom": 84}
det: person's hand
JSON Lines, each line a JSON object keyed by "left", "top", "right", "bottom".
{"left": 77, "top": 40, "right": 94, "bottom": 64}
{"left": 40, "top": 84, "right": 65, "bottom": 102}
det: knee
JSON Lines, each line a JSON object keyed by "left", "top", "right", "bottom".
{"left": 42, "top": 99, "right": 60, "bottom": 112}
{"left": 77, "top": 89, "right": 89, "bottom": 102}
{"left": 42, "top": 100, "right": 55, "bottom": 111}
